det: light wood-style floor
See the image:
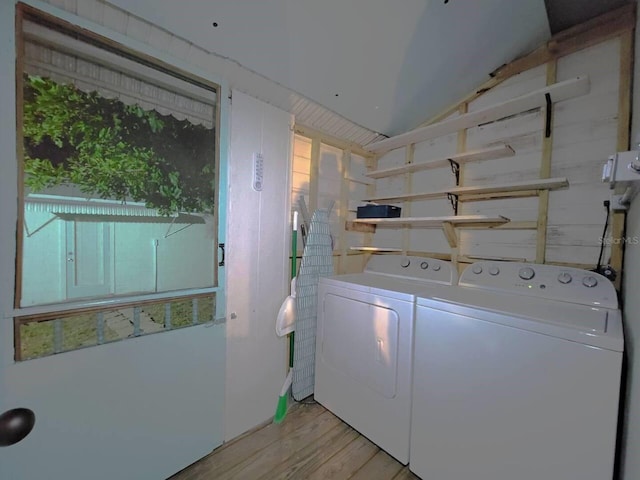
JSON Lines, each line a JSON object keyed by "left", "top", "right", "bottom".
{"left": 170, "top": 401, "right": 420, "bottom": 480}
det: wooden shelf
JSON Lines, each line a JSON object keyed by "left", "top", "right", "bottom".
{"left": 349, "top": 246, "right": 402, "bottom": 252}
{"left": 346, "top": 176, "right": 374, "bottom": 186}
{"left": 363, "top": 177, "right": 568, "bottom": 203}
{"left": 353, "top": 215, "right": 510, "bottom": 228}
{"left": 365, "top": 76, "right": 590, "bottom": 153}
{"left": 365, "top": 145, "right": 515, "bottom": 179}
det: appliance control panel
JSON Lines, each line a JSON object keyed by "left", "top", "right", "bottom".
{"left": 365, "top": 255, "right": 457, "bottom": 285}
{"left": 460, "top": 261, "right": 617, "bottom": 308}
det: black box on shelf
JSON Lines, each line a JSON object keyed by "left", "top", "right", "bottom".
{"left": 357, "top": 204, "right": 401, "bottom": 219}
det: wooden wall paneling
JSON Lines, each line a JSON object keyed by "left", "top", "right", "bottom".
{"left": 337, "top": 149, "right": 351, "bottom": 273}
{"left": 406, "top": 251, "right": 452, "bottom": 261}
{"left": 365, "top": 145, "right": 514, "bottom": 179}
{"left": 460, "top": 190, "right": 539, "bottom": 202}
{"left": 367, "top": 76, "right": 589, "bottom": 154}
{"left": 536, "top": 60, "right": 557, "bottom": 263}
{"left": 452, "top": 103, "right": 468, "bottom": 266}
{"left": 442, "top": 222, "right": 458, "bottom": 249}
{"left": 309, "top": 137, "right": 320, "bottom": 213}
{"left": 546, "top": 39, "right": 621, "bottom": 268}
{"left": 375, "top": 148, "right": 413, "bottom": 250}
{"left": 291, "top": 135, "right": 311, "bottom": 268}
{"left": 363, "top": 155, "right": 379, "bottom": 268}
{"left": 611, "top": 30, "right": 633, "bottom": 289}
{"left": 402, "top": 144, "right": 414, "bottom": 254}
{"left": 293, "top": 124, "right": 374, "bottom": 159}
{"left": 494, "top": 4, "right": 635, "bottom": 83}
{"left": 422, "top": 4, "right": 635, "bottom": 130}
{"left": 364, "top": 178, "right": 567, "bottom": 203}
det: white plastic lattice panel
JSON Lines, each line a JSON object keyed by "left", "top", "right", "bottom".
{"left": 292, "top": 209, "right": 334, "bottom": 401}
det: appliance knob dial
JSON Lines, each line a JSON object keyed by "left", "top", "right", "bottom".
{"left": 518, "top": 267, "right": 535, "bottom": 280}
{"left": 557, "top": 272, "right": 572, "bottom": 284}
{"left": 420, "top": 261, "right": 429, "bottom": 270}
{"left": 401, "top": 258, "right": 410, "bottom": 268}
{"left": 472, "top": 264, "right": 483, "bottom": 274}
{"left": 432, "top": 263, "right": 441, "bottom": 271}
{"left": 489, "top": 266, "right": 500, "bottom": 276}
{"left": 582, "top": 275, "right": 598, "bottom": 288}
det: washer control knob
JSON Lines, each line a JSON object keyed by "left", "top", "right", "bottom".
{"left": 557, "top": 272, "right": 572, "bottom": 284}
{"left": 420, "top": 261, "right": 429, "bottom": 270}
{"left": 432, "top": 263, "right": 441, "bottom": 271}
{"left": 472, "top": 264, "right": 483, "bottom": 274}
{"left": 582, "top": 275, "right": 598, "bottom": 288}
{"left": 518, "top": 267, "right": 535, "bottom": 280}
{"left": 400, "top": 258, "right": 410, "bottom": 268}
{"left": 488, "top": 266, "right": 500, "bottom": 276}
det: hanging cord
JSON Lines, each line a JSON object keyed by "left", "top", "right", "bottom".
{"left": 596, "top": 200, "right": 610, "bottom": 271}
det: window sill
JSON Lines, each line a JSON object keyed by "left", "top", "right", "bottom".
{"left": 9, "top": 286, "right": 221, "bottom": 320}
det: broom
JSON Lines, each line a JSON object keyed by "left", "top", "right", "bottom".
{"left": 274, "top": 212, "right": 298, "bottom": 423}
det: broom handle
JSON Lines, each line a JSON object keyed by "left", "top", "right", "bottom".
{"left": 289, "top": 212, "right": 298, "bottom": 369}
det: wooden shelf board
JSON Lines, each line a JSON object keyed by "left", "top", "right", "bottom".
{"left": 363, "top": 177, "right": 568, "bottom": 203}
{"left": 461, "top": 221, "right": 538, "bottom": 230}
{"left": 346, "top": 176, "right": 375, "bottom": 186}
{"left": 365, "top": 145, "right": 515, "bottom": 179}
{"left": 458, "top": 190, "right": 539, "bottom": 202}
{"left": 349, "top": 246, "right": 402, "bottom": 252}
{"left": 353, "top": 215, "right": 510, "bottom": 228}
{"left": 345, "top": 220, "right": 376, "bottom": 233}
{"left": 365, "top": 76, "right": 589, "bottom": 154}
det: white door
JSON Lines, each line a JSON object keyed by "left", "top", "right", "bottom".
{"left": 0, "top": 2, "right": 228, "bottom": 478}
{"left": 66, "top": 221, "right": 113, "bottom": 299}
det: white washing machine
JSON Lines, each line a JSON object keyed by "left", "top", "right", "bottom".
{"left": 315, "top": 255, "right": 457, "bottom": 464}
{"left": 410, "top": 261, "right": 623, "bottom": 480}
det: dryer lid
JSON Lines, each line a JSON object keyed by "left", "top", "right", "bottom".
{"left": 418, "top": 288, "right": 623, "bottom": 351}
{"left": 320, "top": 273, "right": 454, "bottom": 302}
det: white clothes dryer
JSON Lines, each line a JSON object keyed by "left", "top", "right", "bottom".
{"left": 314, "top": 255, "right": 457, "bottom": 465}
{"left": 410, "top": 261, "right": 623, "bottom": 480}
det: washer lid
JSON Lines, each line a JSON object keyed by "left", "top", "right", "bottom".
{"left": 418, "top": 288, "right": 623, "bottom": 351}
{"left": 320, "top": 273, "right": 454, "bottom": 302}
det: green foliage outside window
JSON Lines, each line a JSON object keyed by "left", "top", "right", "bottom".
{"left": 23, "top": 75, "right": 215, "bottom": 215}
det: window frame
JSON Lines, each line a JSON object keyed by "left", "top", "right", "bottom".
{"left": 13, "top": 4, "right": 225, "bottom": 322}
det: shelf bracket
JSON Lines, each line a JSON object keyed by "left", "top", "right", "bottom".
{"left": 447, "top": 193, "right": 459, "bottom": 215}
{"left": 544, "top": 93, "right": 552, "bottom": 138}
{"left": 448, "top": 159, "right": 461, "bottom": 185}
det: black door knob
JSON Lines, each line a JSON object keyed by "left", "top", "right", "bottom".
{"left": 0, "top": 408, "right": 36, "bottom": 447}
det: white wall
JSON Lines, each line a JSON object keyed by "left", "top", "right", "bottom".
{"left": 620, "top": 3, "right": 640, "bottom": 479}
{"left": 622, "top": 199, "right": 640, "bottom": 480}
{"left": 225, "top": 91, "right": 292, "bottom": 441}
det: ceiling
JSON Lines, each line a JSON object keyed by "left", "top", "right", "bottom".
{"left": 106, "top": 0, "right": 629, "bottom": 138}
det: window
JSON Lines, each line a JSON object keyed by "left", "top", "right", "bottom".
{"left": 15, "top": 10, "right": 220, "bottom": 360}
